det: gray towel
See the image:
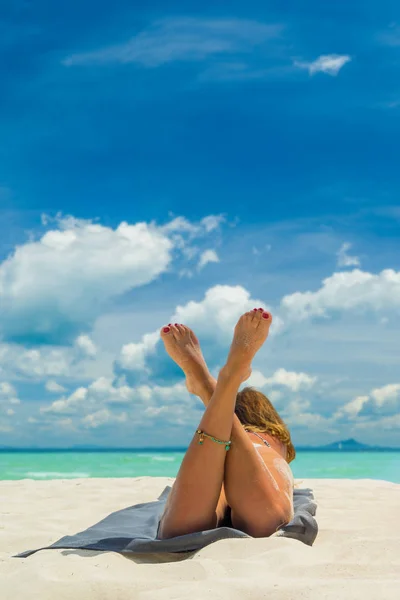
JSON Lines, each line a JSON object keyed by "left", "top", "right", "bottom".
{"left": 15, "top": 485, "right": 318, "bottom": 558}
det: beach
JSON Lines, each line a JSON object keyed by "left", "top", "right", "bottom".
{"left": 2, "top": 477, "right": 400, "bottom": 599}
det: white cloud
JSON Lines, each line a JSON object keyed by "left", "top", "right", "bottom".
{"left": 334, "top": 395, "right": 370, "bottom": 420}
{"left": 371, "top": 383, "right": 400, "bottom": 407}
{"left": 336, "top": 242, "right": 360, "bottom": 268}
{"left": 37, "top": 375, "right": 196, "bottom": 431}
{"left": 246, "top": 368, "right": 317, "bottom": 392}
{"left": 201, "top": 215, "right": 226, "bottom": 232}
{"left": 179, "top": 268, "right": 194, "bottom": 279}
{"left": 0, "top": 343, "right": 74, "bottom": 378}
{"left": 75, "top": 334, "right": 97, "bottom": 358}
{"left": 0, "top": 382, "right": 17, "bottom": 397}
{"left": 45, "top": 380, "right": 67, "bottom": 393}
{"left": 355, "top": 414, "right": 400, "bottom": 431}
{"left": 5, "top": 408, "right": 15, "bottom": 416}
{"left": 63, "top": 18, "right": 282, "bottom": 67}
{"left": 198, "top": 249, "right": 220, "bottom": 270}
{"left": 87, "top": 376, "right": 137, "bottom": 404}
{"left": 161, "top": 214, "right": 224, "bottom": 236}
{"left": 281, "top": 268, "right": 400, "bottom": 320}
{"left": 82, "top": 409, "right": 128, "bottom": 429}
{"left": 295, "top": 54, "right": 351, "bottom": 76}
{"left": 41, "top": 386, "right": 88, "bottom": 415}
{"left": 0, "top": 216, "right": 173, "bottom": 344}
{"left": 0, "top": 381, "right": 20, "bottom": 405}
{"left": 119, "top": 331, "right": 159, "bottom": 371}
{"left": 281, "top": 398, "right": 335, "bottom": 431}
{"left": 40, "top": 375, "right": 154, "bottom": 416}
{"left": 0, "top": 213, "right": 223, "bottom": 346}
{"left": 267, "top": 390, "right": 283, "bottom": 403}
{"left": 334, "top": 383, "right": 400, "bottom": 421}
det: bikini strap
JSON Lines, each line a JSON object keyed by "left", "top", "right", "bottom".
{"left": 246, "top": 429, "right": 271, "bottom": 447}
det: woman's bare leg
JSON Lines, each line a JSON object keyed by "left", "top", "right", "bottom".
{"left": 158, "top": 310, "right": 292, "bottom": 539}
{"left": 183, "top": 374, "right": 294, "bottom": 536}
{"left": 157, "top": 360, "right": 244, "bottom": 539}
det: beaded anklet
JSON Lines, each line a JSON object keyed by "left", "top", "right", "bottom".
{"left": 196, "top": 429, "right": 232, "bottom": 451}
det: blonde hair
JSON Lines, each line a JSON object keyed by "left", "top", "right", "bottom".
{"left": 235, "top": 386, "right": 296, "bottom": 463}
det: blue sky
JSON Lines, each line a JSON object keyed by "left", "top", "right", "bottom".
{"left": 0, "top": 1, "right": 399, "bottom": 448}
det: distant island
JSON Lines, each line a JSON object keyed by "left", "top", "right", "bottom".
{"left": 0, "top": 438, "right": 399, "bottom": 452}
{"left": 296, "top": 438, "right": 400, "bottom": 452}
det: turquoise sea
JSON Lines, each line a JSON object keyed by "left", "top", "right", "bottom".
{"left": 1, "top": 450, "right": 399, "bottom": 482}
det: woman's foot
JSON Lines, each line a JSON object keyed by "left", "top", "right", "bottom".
{"left": 222, "top": 308, "right": 272, "bottom": 380}
{"left": 160, "top": 324, "right": 214, "bottom": 396}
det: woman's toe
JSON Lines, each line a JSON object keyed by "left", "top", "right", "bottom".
{"left": 253, "top": 308, "right": 263, "bottom": 323}
{"left": 160, "top": 325, "right": 172, "bottom": 336}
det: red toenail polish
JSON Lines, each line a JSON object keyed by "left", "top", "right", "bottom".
{"left": 175, "top": 323, "right": 179, "bottom": 326}
{"left": 258, "top": 308, "right": 263, "bottom": 311}
{"left": 262, "top": 312, "right": 270, "bottom": 319}
{"left": 163, "top": 327, "right": 170, "bottom": 333}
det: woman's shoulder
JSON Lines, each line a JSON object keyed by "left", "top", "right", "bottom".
{"left": 264, "top": 432, "right": 288, "bottom": 459}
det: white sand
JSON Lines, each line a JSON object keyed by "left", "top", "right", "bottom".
{"left": 1, "top": 477, "right": 400, "bottom": 600}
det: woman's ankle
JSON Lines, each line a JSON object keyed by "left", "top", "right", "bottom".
{"left": 219, "top": 363, "right": 249, "bottom": 385}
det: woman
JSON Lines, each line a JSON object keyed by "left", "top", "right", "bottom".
{"left": 157, "top": 307, "right": 296, "bottom": 539}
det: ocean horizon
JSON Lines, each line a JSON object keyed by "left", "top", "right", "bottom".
{"left": 1, "top": 449, "right": 399, "bottom": 483}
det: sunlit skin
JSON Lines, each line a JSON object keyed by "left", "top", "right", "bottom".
{"left": 157, "top": 308, "right": 294, "bottom": 539}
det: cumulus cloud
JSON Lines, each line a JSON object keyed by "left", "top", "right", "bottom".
{"left": 246, "top": 368, "right": 317, "bottom": 392}
{"left": 354, "top": 414, "right": 400, "bottom": 431}
{"left": 295, "top": 54, "right": 351, "bottom": 76}
{"left": 0, "top": 381, "right": 20, "bottom": 429}
{"left": 334, "top": 383, "right": 400, "bottom": 421}
{"left": 0, "top": 213, "right": 222, "bottom": 346}
{"left": 41, "top": 386, "right": 88, "bottom": 415}
{"left": 63, "top": 18, "right": 282, "bottom": 67}
{"left": 0, "top": 343, "right": 76, "bottom": 379}
{"left": 281, "top": 398, "right": 336, "bottom": 431}
{"left": 82, "top": 409, "right": 128, "bottom": 429}
{"left": 38, "top": 375, "right": 199, "bottom": 432}
{"left": 119, "top": 331, "right": 160, "bottom": 372}
{"left": 197, "top": 249, "right": 220, "bottom": 270}
{"left": 0, "top": 382, "right": 17, "bottom": 397}
{"left": 0, "top": 381, "right": 20, "bottom": 405}
{"left": 74, "top": 335, "right": 97, "bottom": 358}
{"left": 281, "top": 268, "right": 400, "bottom": 320}
{"left": 336, "top": 242, "right": 360, "bottom": 268}
{"left": 0, "top": 216, "right": 172, "bottom": 344}
{"left": 334, "top": 395, "right": 370, "bottom": 420}
{"left": 45, "top": 380, "right": 67, "bottom": 393}
{"left": 371, "top": 383, "right": 400, "bottom": 405}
